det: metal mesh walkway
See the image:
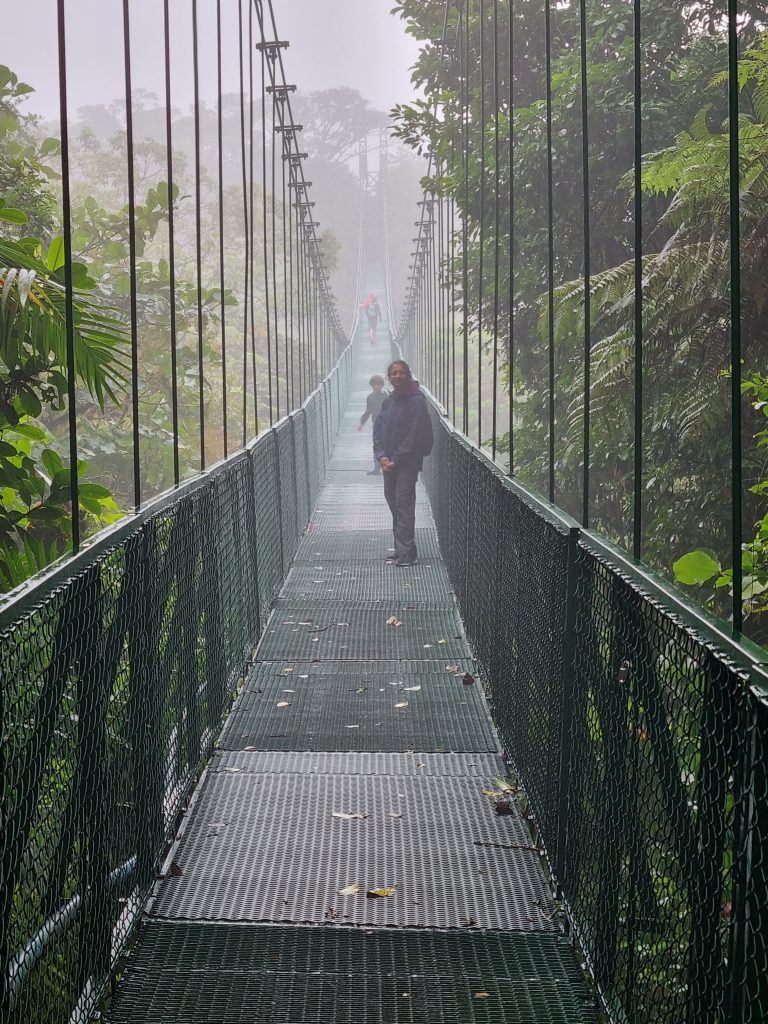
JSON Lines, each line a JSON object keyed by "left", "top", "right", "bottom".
{"left": 104, "top": 316, "right": 598, "bottom": 1022}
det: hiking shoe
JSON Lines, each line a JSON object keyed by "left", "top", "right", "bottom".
{"left": 395, "top": 558, "right": 418, "bottom": 567}
{"left": 366, "top": 469, "right": 381, "bottom": 476}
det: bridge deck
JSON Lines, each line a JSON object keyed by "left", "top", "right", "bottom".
{"left": 105, "top": 328, "right": 598, "bottom": 1022}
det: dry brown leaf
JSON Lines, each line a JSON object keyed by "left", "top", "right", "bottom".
{"left": 337, "top": 883, "right": 361, "bottom": 896}
{"left": 386, "top": 616, "right": 402, "bottom": 627}
{"left": 446, "top": 664, "right": 460, "bottom": 673}
{"left": 474, "top": 992, "right": 490, "bottom": 1000}
{"left": 395, "top": 701, "right": 409, "bottom": 709}
{"left": 495, "top": 778, "right": 514, "bottom": 792}
{"left": 438, "top": 639, "right": 448, "bottom": 645}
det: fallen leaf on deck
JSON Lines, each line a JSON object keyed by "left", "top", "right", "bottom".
{"left": 222, "top": 767, "right": 243, "bottom": 773}
{"left": 462, "top": 916, "right": 476, "bottom": 927}
{"left": 403, "top": 685, "right": 421, "bottom": 692}
{"left": 389, "top": 812, "right": 403, "bottom": 818}
{"left": 356, "top": 687, "right": 367, "bottom": 693}
{"left": 276, "top": 701, "right": 291, "bottom": 708}
{"left": 423, "top": 644, "right": 433, "bottom": 649}
{"left": 345, "top": 724, "right": 360, "bottom": 729}
{"left": 386, "top": 616, "right": 402, "bottom": 627}
{"left": 438, "top": 639, "right": 447, "bottom": 645}
{"left": 482, "top": 789, "right": 507, "bottom": 798}
{"left": 495, "top": 779, "right": 514, "bottom": 792}
{"left": 332, "top": 811, "right": 367, "bottom": 820}
{"left": 395, "top": 702, "right": 409, "bottom": 709}
{"left": 446, "top": 664, "right": 460, "bottom": 673}
{"left": 495, "top": 798, "right": 513, "bottom": 815}
{"left": 170, "top": 861, "right": 183, "bottom": 877}
{"left": 338, "top": 883, "right": 361, "bottom": 896}
{"left": 463, "top": 672, "right": 475, "bottom": 685}
{"left": 474, "top": 992, "right": 490, "bottom": 1000}
{"left": 298, "top": 674, "right": 309, "bottom": 679}
{"left": 281, "top": 667, "right": 294, "bottom": 674}
{"left": 366, "top": 884, "right": 397, "bottom": 898}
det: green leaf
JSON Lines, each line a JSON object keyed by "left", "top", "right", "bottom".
{"left": 41, "top": 448, "right": 64, "bottom": 479}
{"left": 78, "top": 482, "right": 111, "bottom": 499}
{"left": 28, "top": 505, "right": 66, "bottom": 522}
{"left": 46, "top": 236, "right": 66, "bottom": 271}
{"left": 673, "top": 550, "right": 721, "bottom": 586}
{"left": 17, "top": 389, "right": 42, "bottom": 418}
{"left": 0, "top": 207, "right": 28, "bottom": 224}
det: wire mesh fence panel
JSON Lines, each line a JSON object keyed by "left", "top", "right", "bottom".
{"left": 0, "top": 340, "right": 353, "bottom": 1024}
{"left": 292, "top": 411, "right": 310, "bottom": 535}
{"left": 420, "top": 388, "right": 768, "bottom": 1022}
{"left": 275, "top": 419, "right": 299, "bottom": 565}
{"left": 563, "top": 539, "right": 768, "bottom": 1023}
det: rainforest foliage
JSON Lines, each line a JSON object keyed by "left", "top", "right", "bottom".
{"left": 392, "top": 0, "right": 768, "bottom": 643}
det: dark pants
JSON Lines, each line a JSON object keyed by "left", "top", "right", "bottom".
{"left": 383, "top": 458, "right": 421, "bottom": 561}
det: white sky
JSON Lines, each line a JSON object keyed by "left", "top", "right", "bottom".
{"left": 5, "top": 0, "right": 421, "bottom": 122}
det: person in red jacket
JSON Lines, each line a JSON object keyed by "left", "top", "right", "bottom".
{"left": 373, "top": 360, "right": 433, "bottom": 565}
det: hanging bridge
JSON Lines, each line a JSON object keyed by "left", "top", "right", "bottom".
{"left": 3, "top": 1, "right": 768, "bottom": 1023}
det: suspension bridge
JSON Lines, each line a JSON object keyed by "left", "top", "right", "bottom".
{"left": 3, "top": 1, "right": 768, "bottom": 1022}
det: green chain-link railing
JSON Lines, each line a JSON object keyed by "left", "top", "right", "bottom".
{"left": 0, "top": 346, "right": 352, "bottom": 1024}
{"left": 420, "top": 395, "right": 768, "bottom": 1024}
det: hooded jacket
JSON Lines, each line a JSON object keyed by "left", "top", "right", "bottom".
{"left": 373, "top": 380, "right": 434, "bottom": 466}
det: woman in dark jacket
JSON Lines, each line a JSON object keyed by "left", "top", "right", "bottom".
{"left": 373, "top": 360, "right": 433, "bottom": 565}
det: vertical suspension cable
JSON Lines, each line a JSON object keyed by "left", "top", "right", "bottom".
{"left": 270, "top": 85, "right": 280, "bottom": 420}
{"left": 632, "top": 0, "right": 643, "bottom": 562}
{"left": 122, "top": 0, "right": 141, "bottom": 509}
{"left": 258, "top": 27, "right": 274, "bottom": 424}
{"left": 461, "top": 4, "right": 470, "bottom": 435}
{"left": 508, "top": 0, "right": 514, "bottom": 475}
{"left": 478, "top": 0, "right": 485, "bottom": 445}
{"left": 544, "top": 0, "right": 555, "bottom": 503}
{"left": 249, "top": 0, "right": 259, "bottom": 434}
{"left": 580, "top": 0, "right": 591, "bottom": 526}
{"left": 56, "top": 0, "right": 79, "bottom": 551}
{"left": 491, "top": 0, "right": 500, "bottom": 462}
{"left": 163, "top": 0, "right": 180, "bottom": 485}
{"left": 728, "top": 0, "right": 742, "bottom": 630}
{"left": 451, "top": 138, "right": 457, "bottom": 422}
{"left": 216, "top": 0, "right": 228, "bottom": 456}
{"left": 281, "top": 134, "right": 290, "bottom": 413}
{"left": 192, "top": 0, "right": 206, "bottom": 468}
{"left": 286, "top": 153, "right": 295, "bottom": 408}
{"left": 239, "top": 0, "right": 250, "bottom": 448}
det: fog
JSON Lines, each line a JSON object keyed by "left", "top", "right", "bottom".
{"left": 6, "top": 0, "right": 420, "bottom": 123}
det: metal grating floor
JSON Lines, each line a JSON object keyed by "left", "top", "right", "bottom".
{"left": 220, "top": 660, "right": 497, "bottom": 752}
{"left": 106, "top": 924, "right": 599, "bottom": 1023}
{"left": 105, "top": 330, "right": 598, "bottom": 1023}
{"left": 280, "top": 562, "right": 453, "bottom": 603}
{"left": 148, "top": 766, "right": 554, "bottom": 930}
{"left": 257, "top": 604, "right": 470, "bottom": 660}
{"left": 294, "top": 528, "right": 442, "bottom": 563}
